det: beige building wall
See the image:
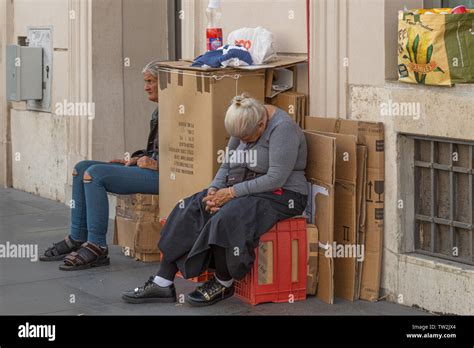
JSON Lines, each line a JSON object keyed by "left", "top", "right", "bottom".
{"left": 2, "top": 0, "right": 471, "bottom": 315}
{"left": 309, "top": 0, "right": 422, "bottom": 118}
{"left": 0, "top": 0, "right": 13, "bottom": 188}
{"left": 308, "top": 0, "right": 473, "bottom": 314}
{"left": 180, "top": 0, "right": 309, "bottom": 99}
{"left": 182, "top": 0, "right": 307, "bottom": 58}
{"left": 122, "top": 0, "right": 168, "bottom": 157}
{"left": 10, "top": 0, "right": 70, "bottom": 201}
{"left": 3, "top": 0, "right": 169, "bottom": 203}
{"left": 351, "top": 83, "right": 474, "bottom": 315}
{"left": 90, "top": 0, "right": 125, "bottom": 163}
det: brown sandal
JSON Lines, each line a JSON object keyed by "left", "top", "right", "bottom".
{"left": 40, "top": 236, "right": 83, "bottom": 261}
{"left": 59, "top": 242, "right": 110, "bottom": 271}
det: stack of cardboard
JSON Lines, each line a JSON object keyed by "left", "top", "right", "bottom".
{"left": 304, "top": 117, "right": 384, "bottom": 303}
{"left": 113, "top": 194, "right": 162, "bottom": 262}
{"left": 269, "top": 91, "right": 307, "bottom": 128}
{"left": 303, "top": 131, "right": 336, "bottom": 303}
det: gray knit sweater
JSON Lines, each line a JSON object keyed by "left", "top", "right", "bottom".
{"left": 210, "top": 107, "right": 308, "bottom": 197}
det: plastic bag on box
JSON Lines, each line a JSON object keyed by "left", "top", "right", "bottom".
{"left": 227, "top": 26, "right": 276, "bottom": 64}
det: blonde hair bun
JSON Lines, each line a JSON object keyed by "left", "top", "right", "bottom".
{"left": 225, "top": 93, "right": 266, "bottom": 138}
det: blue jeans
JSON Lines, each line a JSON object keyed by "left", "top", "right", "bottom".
{"left": 70, "top": 160, "right": 159, "bottom": 247}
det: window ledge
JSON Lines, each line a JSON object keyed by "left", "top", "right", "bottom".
{"left": 384, "top": 79, "right": 474, "bottom": 96}
{"left": 401, "top": 252, "right": 474, "bottom": 274}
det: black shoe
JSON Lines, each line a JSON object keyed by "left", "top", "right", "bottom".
{"left": 122, "top": 276, "right": 177, "bottom": 304}
{"left": 186, "top": 276, "right": 235, "bottom": 307}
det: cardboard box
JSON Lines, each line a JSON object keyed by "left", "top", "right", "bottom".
{"left": 113, "top": 194, "right": 161, "bottom": 262}
{"left": 180, "top": 55, "right": 307, "bottom": 100}
{"left": 266, "top": 67, "right": 294, "bottom": 98}
{"left": 157, "top": 57, "right": 307, "bottom": 219}
{"left": 116, "top": 194, "right": 160, "bottom": 222}
{"left": 304, "top": 131, "right": 336, "bottom": 304}
{"left": 114, "top": 217, "right": 162, "bottom": 255}
{"left": 122, "top": 246, "right": 161, "bottom": 263}
{"left": 306, "top": 224, "right": 319, "bottom": 295}
{"left": 269, "top": 91, "right": 307, "bottom": 128}
{"left": 305, "top": 117, "right": 384, "bottom": 302}
{"left": 260, "top": 57, "right": 306, "bottom": 98}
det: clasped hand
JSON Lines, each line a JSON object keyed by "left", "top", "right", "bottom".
{"left": 202, "top": 187, "right": 235, "bottom": 214}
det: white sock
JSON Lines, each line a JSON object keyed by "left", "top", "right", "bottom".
{"left": 153, "top": 275, "right": 173, "bottom": 288}
{"left": 215, "top": 275, "right": 234, "bottom": 288}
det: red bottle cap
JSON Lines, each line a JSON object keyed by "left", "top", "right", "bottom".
{"left": 451, "top": 5, "right": 467, "bottom": 14}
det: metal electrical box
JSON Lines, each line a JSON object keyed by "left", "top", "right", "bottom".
{"left": 27, "top": 27, "right": 53, "bottom": 112}
{"left": 6, "top": 45, "right": 43, "bottom": 101}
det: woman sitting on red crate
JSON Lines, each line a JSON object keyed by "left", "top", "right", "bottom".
{"left": 122, "top": 93, "right": 308, "bottom": 306}
{"left": 39, "top": 61, "right": 160, "bottom": 270}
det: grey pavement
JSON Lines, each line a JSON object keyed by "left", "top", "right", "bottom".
{"left": 0, "top": 187, "right": 429, "bottom": 316}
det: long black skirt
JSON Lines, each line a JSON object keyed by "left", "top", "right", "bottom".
{"left": 158, "top": 188, "right": 307, "bottom": 280}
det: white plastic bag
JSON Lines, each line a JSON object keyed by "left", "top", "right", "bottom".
{"left": 227, "top": 26, "right": 276, "bottom": 65}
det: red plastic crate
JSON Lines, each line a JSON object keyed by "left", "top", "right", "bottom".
{"left": 159, "top": 218, "right": 214, "bottom": 283}
{"left": 176, "top": 270, "right": 214, "bottom": 283}
{"left": 158, "top": 252, "right": 215, "bottom": 283}
{"left": 235, "top": 217, "right": 307, "bottom": 305}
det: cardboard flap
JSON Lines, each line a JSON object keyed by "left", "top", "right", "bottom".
{"left": 333, "top": 180, "right": 357, "bottom": 301}
{"left": 306, "top": 224, "right": 319, "bottom": 295}
{"left": 355, "top": 145, "right": 368, "bottom": 300}
{"left": 237, "top": 55, "right": 308, "bottom": 70}
{"left": 309, "top": 130, "right": 358, "bottom": 184}
{"left": 270, "top": 92, "right": 307, "bottom": 128}
{"left": 159, "top": 55, "right": 307, "bottom": 72}
{"left": 318, "top": 251, "right": 334, "bottom": 304}
{"left": 305, "top": 116, "right": 383, "bottom": 138}
{"left": 303, "top": 131, "right": 335, "bottom": 185}
{"left": 158, "top": 60, "right": 223, "bottom": 72}
{"left": 356, "top": 145, "right": 368, "bottom": 238}
{"left": 272, "top": 93, "right": 298, "bottom": 121}
{"left": 303, "top": 130, "right": 335, "bottom": 304}
{"left": 134, "top": 222, "right": 162, "bottom": 253}
{"left": 305, "top": 116, "right": 384, "bottom": 170}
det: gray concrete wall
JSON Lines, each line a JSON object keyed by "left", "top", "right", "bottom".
{"left": 350, "top": 82, "right": 474, "bottom": 315}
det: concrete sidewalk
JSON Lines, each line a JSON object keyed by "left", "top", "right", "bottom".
{"left": 0, "top": 188, "right": 429, "bottom": 316}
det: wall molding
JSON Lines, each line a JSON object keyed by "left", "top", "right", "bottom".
{"left": 67, "top": 0, "right": 92, "bottom": 185}
{"left": 309, "top": 0, "right": 349, "bottom": 118}
{"left": 180, "top": 0, "right": 196, "bottom": 59}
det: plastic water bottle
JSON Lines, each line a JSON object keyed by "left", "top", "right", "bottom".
{"left": 206, "top": 0, "right": 223, "bottom": 51}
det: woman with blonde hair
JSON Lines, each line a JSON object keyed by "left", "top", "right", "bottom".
{"left": 123, "top": 93, "right": 308, "bottom": 306}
